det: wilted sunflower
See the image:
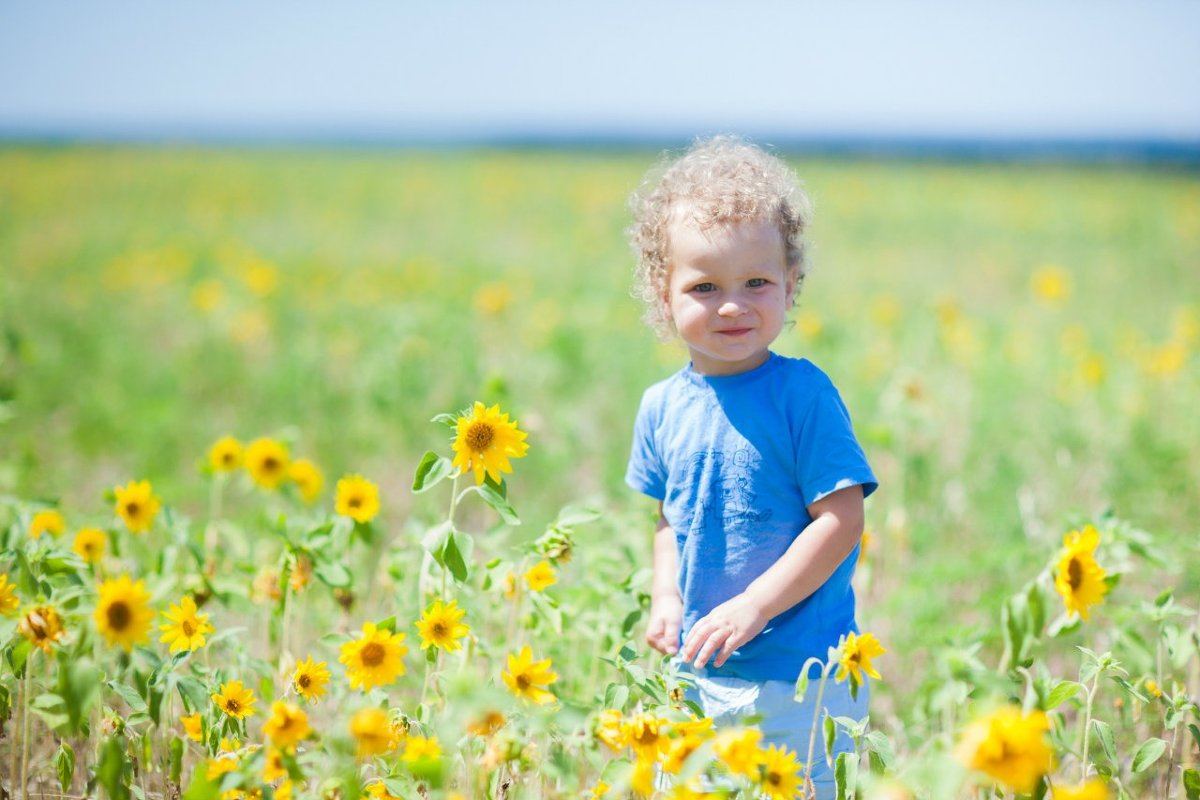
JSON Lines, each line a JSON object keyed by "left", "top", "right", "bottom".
{"left": 956, "top": 706, "right": 1053, "bottom": 794}
{"left": 29, "top": 509, "right": 66, "bottom": 539}
{"left": 73, "top": 527, "right": 107, "bottom": 563}
{"left": 288, "top": 459, "right": 324, "bottom": 504}
{"left": 292, "top": 656, "right": 331, "bottom": 703}
{"left": 502, "top": 645, "right": 557, "bottom": 705}
{"left": 756, "top": 745, "right": 804, "bottom": 800}
{"left": 1054, "top": 525, "right": 1109, "bottom": 620}
{"left": 339, "top": 622, "right": 407, "bottom": 691}
{"left": 212, "top": 679, "right": 258, "bottom": 720}
{"left": 208, "top": 436, "right": 243, "bottom": 473}
{"left": 245, "top": 437, "right": 290, "bottom": 489}
{"left": 451, "top": 402, "right": 530, "bottom": 485}
{"left": 262, "top": 700, "right": 312, "bottom": 749}
{"left": 114, "top": 480, "right": 161, "bottom": 534}
{"left": 159, "top": 595, "right": 215, "bottom": 652}
{"left": 335, "top": 474, "right": 380, "bottom": 523}
{"left": 415, "top": 599, "right": 470, "bottom": 652}
{"left": 835, "top": 631, "right": 886, "bottom": 685}
{"left": 0, "top": 573, "right": 19, "bottom": 616}
{"left": 19, "top": 604, "right": 66, "bottom": 652}
{"left": 349, "top": 707, "right": 396, "bottom": 758}
{"left": 94, "top": 575, "right": 154, "bottom": 651}
{"left": 523, "top": 560, "right": 557, "bottom": 593}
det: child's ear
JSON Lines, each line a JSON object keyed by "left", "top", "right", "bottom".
{"left": 784, "top": 266, "right": 800, "bottom": 306}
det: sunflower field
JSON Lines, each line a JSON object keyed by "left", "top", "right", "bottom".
{"left": 0, "top": 146, "right": 1197, "bottom": 799}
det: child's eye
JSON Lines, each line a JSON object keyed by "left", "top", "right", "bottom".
{"left": 747, "top": 278, "right": 769, "bottom": 288}
{"left": 691, "top": 282, "right": 717, "bottom": 293}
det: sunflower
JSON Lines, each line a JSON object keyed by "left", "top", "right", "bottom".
{"left": 466, "top": 710, "right": 506, "bottom": 738}
{"left": 335, "top": 474, "right": 380, "bottom": 523}
{"left": 339, "top": 622, "right": 407, "bottom": 691}
{"left": 114, "top": 480, "right": 161, "bottom": 534}
{"left": 594, "top": 709, "right": 624, "bottom": 751}
{"left": 94, "top": 575, "right": 154, "bottom": 651}
{"left": 713, "top": 726, "right": 764, "bottom": 778}
{"left": 1052, "top": 780, "right": 1108, "bottom": 800}
{"left": 415, "top": 599, "right": 470, "bottom": 652}
{"left": 181, "top": 712, "right": 204, "bottom": 742}
{"left": 288, "top": 459, "right": 324, "bottom": 504}
{"left": 292, "top": 656, "right": 331, "bottom": 703}
{"left": 401, "top": 735, "right": 441, "bottom": 764}
{"left": 523, "top": 560, "right": 557, "bottom": 593}
{"left": 349, "top": 707, "right": 396, "bottom": 758}
{"left": 262, "top": 700, "right": 312, "bottom": 749}
{"left": 365, "top": 781, "right": 402, "bottom": 800}
{"left": 29, "top": 509, "right": 66, "bottom": 539}
{"left": 263, "top": 746, "right": 286, "bottom": 782}
{"left": 212, "top": 679, "right": 257, "bottom": 720}
{"left": 756, "top": 744, "right": 803, "bottom": 800}
{"left": 244, "top": 438, "right": 290, "bottom": 489}
{"left": 208, "top": 436, "right": 243, "bottom": 473}
{"left": 956, "top": 706, "right": 1054, "bottom": 794}
{"left": 835, "top": 631, "right": 886, "bottom": 685}
{"left": 19, "top": 604, "right": 66, "bottom": 652}
{"left": 73, "top": 527, "right": 107, "bottom": 563}
{"left": 1054, "top": 525, "right": 1109, "bottom": 620}
{"left": 622, "top": 712, "right": 668, "bottom": 760}
{"left": 159, "top": 595, "right": 215, "bottom": 652}
{"left": 501, "top": 645, "right": 557, "bottom": 705}
{"left": 0, "top": 574, "right": 19, "bottom": 616}
{"left": 451, "top": 401, "right": 530, "bottom": 485}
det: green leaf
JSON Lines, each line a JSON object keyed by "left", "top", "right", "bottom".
{"left": 475, "top": 481, "right": 520, "bottom": 525}
{"left": 794, "top": 657, "right": 825, "bottom": 703}
{"left": 98, "top": 736, "right": 131, "bottom": 800}
{"left": 1090, "top": 719, "right": 1118, "bottom": 768}
{"left": 1182, "top": 768, "right": 1200, "bottom": 800}
{"left": 1189, "top": 723, "right": 1200, "bottom": 752}
{"left": 603, "top": 683, "right": 629, "bottom": 710}
{"left": 430, "top": 412, "right": 458, "bottom": 427}
{"left": 182, "top": 759, "right": 220, "bottom": 800}
{"left": 554, "top": 505, "right": 601, "bottom": 528}
{"left": 823, "top": 713, "right": 835, "bottom": 766}
{"left": 1130, "top": 737, "right": 1167, "bottom": 773}
{"left": 420, "top": 521, "right": 454, "bottom": 568}
{"left": 864, "top": 730, "right": 895, "bottom": 772}
{"left": 56, "top": 741, "right": 75, "bottom": 791}
{"left": 108, "top": 681, "right": 149, "bottom": 715}
{"left": 834, "top": 751, "right": 857, "bottom": 800}
{"left": 176, "top": 676, "right": 209, "bottom": 713}
{"left": 443, "top": 530, "right": 474, "bottom": 583}
{"left": 170, "top": 736, "right": 184, "bottom": 784}
{"left": 1044, "top": 680, "right": 1081, "bottom": 710}
{"left": 412, "top": 452, "right": 453, "bottom": 493}
{"left": 314, "top": 561, "right": 351, "bottom": 588}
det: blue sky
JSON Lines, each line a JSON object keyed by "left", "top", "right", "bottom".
{"left": 2, "top": 1, "right": 1198, "bottom": 140}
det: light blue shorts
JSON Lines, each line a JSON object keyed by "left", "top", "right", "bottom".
{"left": 676, "top": 667, "right": 869, "bottom": 800}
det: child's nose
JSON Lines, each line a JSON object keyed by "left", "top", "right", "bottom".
{"left": 717, "top": 299, "right": 745, "bottom": 316}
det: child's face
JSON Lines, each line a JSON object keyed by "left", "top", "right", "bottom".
{"left": 662, "top": 215, "right": 796, "bottom": 376}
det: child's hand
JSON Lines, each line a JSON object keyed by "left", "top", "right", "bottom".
{"left": 681, "top": 593, "right": 768, "bottom": 669}
{"left": 645, "top": 594, "right": 684, "bottom": 656}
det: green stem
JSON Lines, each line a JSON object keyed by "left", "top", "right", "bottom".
{"left": 804, "top": 664, "right": 831, "bottom": 798}
{"left": 1079, "top": 671, "right": 1102, "bottom": 782}
{"left": 20, "top": 651, "right": 33, "bottom": 800}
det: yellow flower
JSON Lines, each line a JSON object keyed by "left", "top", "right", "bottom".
{"left": 262, "top": 746, "right": 286, "bottom": 782}
{"left": 339, "top": 622, "right": 407, "bottom": 691}
{"left": 207, "top": 756, "right": 238, "bottom": 781}
{"left": 797, "top": 311, "right": 823, "bottom": 340}
{"left": 621, "top": 712, "right": 668, "bottom": 760}
{"left": 208, "top": 436, "right": 243, "bottom": 473}
{"left": 712, "top": 726, "right": 764, "bottom": 778}
{"left": 756, "top": 744, "right": 803, "bottom": 800}
{"left": 523, "top": 560, "right": 557, "bottom": 592}
{"left": 589, "top": 781, "right": 610, "bottom": 799}
{"left": 274, "top": 780, "right": 297, "bottom": 800}
{"left": 212, "top": 679, "right": 257, "bottom": 720}
{"left": 0, "top": 574, "right": 19, "bottom": 616}
{"left": 451, "top": 401, "right": 530, "bottom": 485}
{"left": 73, "top": 528, "right": 107, "bottom": 563}
{"left": 335, "top": 474, "right": 380, "bottom": 523}
{"left": 630, "top": 756, "right": 656, "bottom": 797}
{"left": 19, "top": 604, "right": 66, "bottom": 652}
{"left": 1054, "top": 525, "right": 1109, "bottom": 620}
{"left": 262, "top": 701, "right": 312, "bottom": 749}
{"left": 289, "top": 555, "right": 313, "bottom": 593}
{"left": 502, "top": 645, "right": 557, "bottom": 705}
{"left": 1052, "top": 779, "right": 1109, "bottom": 800}
{"left": 288, "top": 459, "right": 324, "bottom": 504}
{"left": 349, "top": 707, "right": 396, "bottom": 758}
{"left": 94, "top": 575, "right": 154, "bottom": 651}
{"left": 365, "top": 781, "right": 402, "bottom": 800}
{"left": 415, "top": 598, "right": 470, "bottom": 652}
{"left": 29, "top": 509, "right": 66, "bottom": 539}
{"left": 159, "top": 595, "right": 214, "bottom": 652}
{"left": 835, "top": 631, "right": 886, "bottom": 684}
{"left": 1031, "top": 264, "right": 1070, "bottom": 304}
{"left": 956, "top": 706, "right": 1054, "bottom": 795}
{"left": 401, "top": 734, "right": 441, "bottom": 764}
{"left": 114, "top": 480, "right": 161, "bottom": 534}
{"left": 244, "top": 438, "right": 290, "bottom": 489}
{"left": 594, "top": 709, "right": 624, "bottom": 750}
{"left": 181, "top": 712, "right": 203, "bottom": 742}
{"left": 292, "top": 656, "right": 331, "bottom": 703}
{"left": 1143, "top": 678, "right": 1163, "bottom": 699}
{"left": 466, "top": 709, "right": 506, "bottom": 738}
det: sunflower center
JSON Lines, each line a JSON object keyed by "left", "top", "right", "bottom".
{"left": 125, "top": 501, "right": 140, "bottom": 516}
{"left": 767, "top": 770, "right": 782, "bottom": 787}
{"left": 1068, "top": 557, "right": 1083, "bottom": 591}
{"left": 432, "top": 622, "right": 446, "bottom": 637}
{"left": 226, "top": 699, "right": 241, "bottom": 713}
{"left": 263, "top": 457, "right": 280, "bottom": 473}
{"left": 349, "top": 496, "right": 362, "bottom": 509}
{"left": 360, "top": 642, "right": 386, "bottom": 667}
{"left": 465, "top": 421, "right": 495, "bottom": 451}
{"left": 222, "top": 453, "right": 236, "bottom": 466}
{"left": 515, "top": 673, "right": 531, "bottom": 690}
{"left": 298, "top": 674, "right": 311, "bottom": 688}
{"left": 107, "top": 601, "right": 132, "bottom": 631}
{"left": 850, "top": 651, "right": 862, "bottom": 665}
{"left": 181, "top": 619, "right": 196, "bottom": 637}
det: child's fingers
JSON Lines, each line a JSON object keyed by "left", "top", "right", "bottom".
{"left": 712, "top": 634, "right": 743, "bottom": 668}
{"left": 691, "top": 627, "right": 729, "bottom": 669}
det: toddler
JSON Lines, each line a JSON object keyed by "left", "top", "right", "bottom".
{"left": 624, "top": 136, "right": 877, "bottom": 797}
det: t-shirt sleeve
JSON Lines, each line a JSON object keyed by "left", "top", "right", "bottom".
{"left": 794, "top": 387, "right": 878, "bottom": 508}
{"left": 625, "top": 391, "right": 667, "bottom": 501}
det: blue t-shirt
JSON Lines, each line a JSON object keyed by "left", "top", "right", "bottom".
{"left": 625, "top": 352, "right": 878, "bottom": 681}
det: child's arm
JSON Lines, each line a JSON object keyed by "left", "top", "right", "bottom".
{"left": 646, "top": 503, "right": 683, "bottom": 656}
{"left": 680, "top": 484, "right": 865, "bottom": 669}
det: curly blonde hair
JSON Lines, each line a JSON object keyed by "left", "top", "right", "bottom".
{"left": 628, "top": 135, "right": 813, "bottom": 339}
